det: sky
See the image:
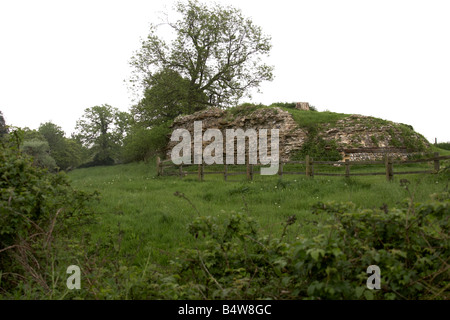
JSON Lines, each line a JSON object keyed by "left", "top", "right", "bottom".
{"left": 0, "top": 0, "right": 449, "bottom": 143}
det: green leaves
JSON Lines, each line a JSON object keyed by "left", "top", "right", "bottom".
{"left": 74, "top": 104, "right": 132, "bottom": 165}
{"left": 129, "top": 0, "right": 273, "bottom": 110}
{"left": 0, "top": 128, "right": 97, "bottom": 272}
{"left": 151, "top": 189, "right": 450, "bottom": 300}
{"left": 307, "top": 248, "right": 325, "bottom": 261}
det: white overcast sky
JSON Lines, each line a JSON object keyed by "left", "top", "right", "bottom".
{"left": 0, "top": 0, "right": 449, "bottom": 142}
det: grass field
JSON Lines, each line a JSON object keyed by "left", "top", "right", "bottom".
{"left": 68, "top": 149, "right": 449, "bottom": 270}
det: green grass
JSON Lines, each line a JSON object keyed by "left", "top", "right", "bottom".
{"left": 68, "top": 158, "right": 449, "bottom": 269}
{"left": 432, "top": 145, "right": 450, "bottom": 156}
{"left": 279, "top": 107, "right": 349, "bottom": 128}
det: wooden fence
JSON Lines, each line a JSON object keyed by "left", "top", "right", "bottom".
{"left": 156, "top": 153, "right": 450, "bottom": 182}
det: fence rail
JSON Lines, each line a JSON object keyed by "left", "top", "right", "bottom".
{"left": 156, "top": 153, "right": 450, "bottom": 182}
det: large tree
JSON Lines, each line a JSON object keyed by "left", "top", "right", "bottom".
{"left": 129, "top": 0, "right": 273, "bottom": 112}
{"left": 75, "top": 105, "right": 131, "bottom": 164}
{"left": 130, "top": 68, "right": 205, "bottom": 127}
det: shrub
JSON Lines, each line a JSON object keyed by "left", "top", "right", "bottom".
{"left": 131, "top": 183, "right": 449, "bottom": 300}
{"left": 121, "top": 122, "right": 172, "bottom": 163}
{"left": 21, "top": 139, "right": 57, "bottom": 171}
{"left": 0, "top": 128, "right": 98, "bottom": 296}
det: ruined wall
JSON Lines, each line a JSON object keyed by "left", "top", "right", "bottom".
{"left": 320, "top": 114, "right": 429, "bottom": 153}
{"left": 166, "top": 108, "right": 430, "bottom": 162}
{"left": 341, "top": 149, "right": 410, "bottom": 161}
{"left": 166, "top": 107, "right": 307, "bottom": 162}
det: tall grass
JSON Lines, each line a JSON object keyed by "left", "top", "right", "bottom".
{"left": 68, "top": 159, "right": 448, "bottom": 268}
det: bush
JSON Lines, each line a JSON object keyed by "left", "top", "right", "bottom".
{"left": 0, "top": 128, "right": 98, "bottom": 296}
{"left": 121, "top": 122, "right": 171, "bottom": 163}
{"left": 21, "top": 139, "right": 57, "bottom": 171}
{"left": 131, "top": 183, "right": 449, "bottom": 300}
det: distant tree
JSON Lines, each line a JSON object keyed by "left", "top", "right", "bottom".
{"left": 38, "top": 122, "right": 65, "bottom": 149}
{"left": 38, "top": 122, "right": 85, "bottom": 170}
{"left": 21, "top": 127, "right": 45, "bottom": 141}
{"left": 75, "top": 105, "right": 131, "bottom": 165}
{"left": 129, "top": 0, "right": 273, "bottom": 111}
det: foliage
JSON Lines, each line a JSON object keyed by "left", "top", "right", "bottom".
{"left": 74, "top": 104, "right": 132, "bottom": 165}
{"left": 388, "top": 125, "right": 429, "bottom": 153}
{"left": 3, "top": 156, "right": 448, "bottom": 299}
{"left": 227, "top": 103, "right": 266, "bottom": 118}
{"left": 38, "top": 122, "right": 65, "bottom": 150}
{"left": 291, "top": 125, "right": 341, "bottom": 161}
{"left": 129, "top": 184, "right": 449, "bottom": 300}
{"left": 269, "top": 102, "right": 317, "bottom": 111}
{"left": 397, "top": 124, "right": 429, "bottom": 152}
{"left": 38, "top": 122, "right": 85, "bottom": 170}
{"left": 0, "top": 110, "right": 7, "bottom": 136}
{"left": 436, "top": 142, "right": 450, "bottom": 151}
{"left": 128, "top": 0, "right": 273, "bottom": 110}
{"left": 131, "top": 69, "right": 208, "bottom": 127}
{"left": 121, "top": 122, "right": 172, "bottom": 163}
{"left": 20, "top": 139, "right": 57, "bottom": 171}
{"left": 22, "top": 127, "right": 46, "bottom": 141}
{"left": 269, "top": 102, "right": 296, "bottom": 109}
{"left": 0, "top": 128, "right": 98, "bottom": 295}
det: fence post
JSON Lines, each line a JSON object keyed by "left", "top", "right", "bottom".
{"left": 434, "top": 152, "right": 440, "bottom": 172}
{"left": 310, "top": 157, "right": 314, "bottom": 178}
{"left": 278, "top": 161, "right": 283, "bottom": 179}
{"left": 306, "top": 155, "right": 311, "bottom": 178}
{"left": 224, "top": 164, "right": 228, "bottom": 181}
{"left": 198, "top": 163, "right": 204, "bottom": 181}
{"left": 156, "top": 157, "right": 161, "bottom": 176}
{"left": 385, "top": 154, "right": 393, "bottom": 181}
{"left": 345, "top": 159, "right": 350, "bottom": 178}
{"left": 246, "top": 162, "right": 254, "bottom": 181}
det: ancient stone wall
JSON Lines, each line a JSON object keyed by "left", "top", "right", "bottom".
{"left": 166, "top": 108, "right": 430, "bottom": 163}
{"left": 166, "top": 107, "right": 307, "bottom": 162}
